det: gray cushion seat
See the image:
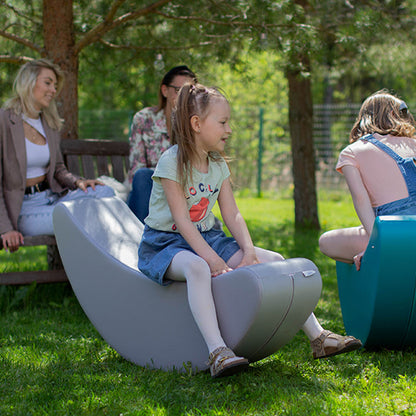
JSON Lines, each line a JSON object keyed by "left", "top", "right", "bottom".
{"left": 53, "top": 197, "right": 322, "bottom": 372}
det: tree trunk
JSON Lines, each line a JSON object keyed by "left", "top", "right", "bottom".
{"left": 286, "top": 60, "right": 320, "bottom": 229}
{"left": 43, "top": 0, "right": 78, "bottom": 139}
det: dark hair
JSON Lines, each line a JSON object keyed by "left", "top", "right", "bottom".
{"left": 157, "top": 65, "right": 197, "bottom": 111}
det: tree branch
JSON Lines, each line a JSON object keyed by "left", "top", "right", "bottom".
{"left": 75, "top": 0, "right": 173, "bottom": 54}
{"left": 0, "top": 29, "right": 43, "bottom": 53}
{"left": 98, "top": 38, "right": 216, "bottom": 51}
{"left": 0, "top": 55, "right": 33, "bottom": 64}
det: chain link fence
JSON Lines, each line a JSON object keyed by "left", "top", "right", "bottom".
{"left": 79, "top": 104, "right": 362, "bottom": 193}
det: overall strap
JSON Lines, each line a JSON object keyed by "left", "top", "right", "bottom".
{"left": 361, "top": 134, "right": 416, "bottom": 197}
{"left": 360, "top": 134, "right": 405, "bottom": 163}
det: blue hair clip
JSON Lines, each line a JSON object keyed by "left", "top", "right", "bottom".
{"left": 400, "top": 101, "right": 408, "bottom": 114}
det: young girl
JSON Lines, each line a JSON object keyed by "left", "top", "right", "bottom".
{"left": 138, "top": 83, "right": 361, "bottom": 378}
{"left": 319, "top": 90, "right": 416, "bottom": 270}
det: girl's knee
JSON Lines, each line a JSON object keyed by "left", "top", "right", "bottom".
{"left": 318, "top": 232, "right": 330, "bottom": 254}
{"left": 184, "top": 255, "right": 211, "bottom": 281}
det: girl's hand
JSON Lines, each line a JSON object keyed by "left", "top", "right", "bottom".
{"left": 75, "top": 179, "right": 104, "bottom": 192}
{"left": 208, "top": 256, "right": 233, "bottom": 277}
{"left": 236, "top": 249, "right": 259, "bottom": 269}
{"left": 353, "top": 250, "right": 365, "bottom": 271}
{"left": 1, "top": 230, "right": 24, "bottom": 253}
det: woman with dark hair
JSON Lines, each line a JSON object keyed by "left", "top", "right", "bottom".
{"left": 127, "top": 65, "right": 197, "bottom": 222}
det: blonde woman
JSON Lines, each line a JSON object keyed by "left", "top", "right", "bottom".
{"left": 0, "top": 59, "right": 114, "bottom": 253}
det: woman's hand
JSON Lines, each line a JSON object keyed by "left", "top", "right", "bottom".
{"left": 75, "top": 178, "right": 104, "bottom": 192}
{"left": 1, "top": 230, "right": 24, "bottom": 253}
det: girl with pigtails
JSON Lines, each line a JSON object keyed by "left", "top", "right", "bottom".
{"left": 138, "top": 83, "right": 361, "bottom": 378}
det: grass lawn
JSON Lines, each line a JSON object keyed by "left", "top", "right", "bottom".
{"left": 1, "top": 193, "right": 415, "bottom": 415}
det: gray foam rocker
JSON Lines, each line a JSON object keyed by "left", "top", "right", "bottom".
{"left": 53, "top": 197, "right": 322, "bottom": 373}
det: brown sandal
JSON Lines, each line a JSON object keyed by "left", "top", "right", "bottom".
{"left": 311, "top": 330, "right": 362, "bottom": 359}
{"left": 208, "top": 347, "right": 249, "bottom": 378}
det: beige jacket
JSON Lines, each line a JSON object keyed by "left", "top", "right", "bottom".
{"left": 0, "top": 109, "right": 79, "bottom": 234}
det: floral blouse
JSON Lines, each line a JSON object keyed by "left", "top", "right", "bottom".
{"left": 128, "top": 106, "right": 170, "bottom": 183}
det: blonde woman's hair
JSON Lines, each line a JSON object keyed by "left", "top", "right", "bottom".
{"left": 171, "top": 83, "right": 227, "bottom": 188}
{"left": 349, "top": 89, "right": 416, "bottom": 143}
{"left": 3, "top": 58, "right": 65, "bottom": 130}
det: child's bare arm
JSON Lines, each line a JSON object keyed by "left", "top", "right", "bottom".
{"left": 161, "top": 178, "right": 231, "bottom": 276}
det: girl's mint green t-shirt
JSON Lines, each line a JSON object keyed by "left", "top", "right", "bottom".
{"left": 145, "top": 145, "right": 230, "bottom": 232}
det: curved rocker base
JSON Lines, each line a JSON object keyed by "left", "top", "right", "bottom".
{"left": 53, "top": 197, "right": 322, "bottom": 372}
{"left": 337, "top": 215, "right": 416, "bottom": 349}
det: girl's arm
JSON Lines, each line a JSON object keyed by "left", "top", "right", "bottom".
{"left": 161, "top": 178, "right": 231, "bottom": 277}
{"left": 342, "top": 165, "right": 375, "bottom": 270}
{"left": 217, "top": 178, "right": 259, "bottom": 268}
{"left": 342, "top": 165, "right": 375, "bottom": 236}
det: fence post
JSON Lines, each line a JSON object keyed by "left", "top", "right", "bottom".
{"left": 257, "top": 107, "right": 264, "bottom": 197}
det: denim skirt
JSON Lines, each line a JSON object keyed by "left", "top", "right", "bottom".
{"left": 138, "top": 225, "right": 240, "bottom": 286}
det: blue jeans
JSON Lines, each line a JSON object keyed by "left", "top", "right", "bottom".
{"left": 18, "top": 185, "right": 115, "bottom": 236}
{"left": 127, "top": 168, "right": 154, "bottom": 223}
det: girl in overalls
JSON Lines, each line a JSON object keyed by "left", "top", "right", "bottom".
{"left": 319, "top": 89, "right": 416, "bottom": 270}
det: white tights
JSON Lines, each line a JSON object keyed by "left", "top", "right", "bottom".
{"left": 166, "top": 247, "right": 329, "bottom": 354}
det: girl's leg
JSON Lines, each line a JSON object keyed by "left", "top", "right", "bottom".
{"left": 166, "top": 250, "right": 225, "bottom": 353}
{"left": 166, "top": 250, "right": 249, "bottom": 377}
{"left": 227, "top": 246, "right": 284, "bottom": 268}
{"left": 319, "top": 226, "right": 369, "bottom": 262}
{"left": 227, "top": 246, "right": 362, "bottom": 358}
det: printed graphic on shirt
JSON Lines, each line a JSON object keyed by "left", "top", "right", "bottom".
{"left": 171, "top": 182, "right": 220, "bottom": 231}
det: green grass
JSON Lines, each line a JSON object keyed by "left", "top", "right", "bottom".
{"left": 1, "top": 194, "right": 416, "bottom": 416}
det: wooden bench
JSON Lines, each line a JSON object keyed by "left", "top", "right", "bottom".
{"left": 0, "top": 139, "right": 130, "bottom": 285}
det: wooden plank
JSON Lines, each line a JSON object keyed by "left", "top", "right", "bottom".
{"left": 111, "top": 155, "right": 126, "bottom": 182}
{"left": 65, "top": 154, "right": 81, "bottom": 176}
{"left": 81, "top": 154, "right": 96, "bottom": 179}
{"left": 0, "top": 269, "right": 68, "bottom": 285}
{"left": 96, "top": 155, "right": 110, "bottom": 176}
{"left": 61, "top": 139, "right": 129, "bottom": 156}
{"left": 0, "top": 235, "right": 56, "bottom": 250}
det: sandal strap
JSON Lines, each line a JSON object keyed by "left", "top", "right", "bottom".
{"left": 208, "top": 346, "right": 236, "bottom": 366}
{"left": 310, "top": 330, "right": 332, "bottom": 357}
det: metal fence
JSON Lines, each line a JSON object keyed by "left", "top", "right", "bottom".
{"left": 79, "top": 103, "right": 362, "bottom": 193}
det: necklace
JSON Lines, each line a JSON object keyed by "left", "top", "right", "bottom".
{"left": 24, "top": 121, "right": 46, "bottom": 145}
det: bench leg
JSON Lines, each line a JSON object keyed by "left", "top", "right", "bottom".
{"left": 47, "top": 245, "right": 64, "bottom": 270}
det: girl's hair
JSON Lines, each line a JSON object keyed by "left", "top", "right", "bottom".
{"left": 171, "top": 83, "right": 228, "bottom": 188}
{"left": 3, "top": 58, "right": 65, "bottom": 130}
{"left": 156, "top": 65, "right": 197, "bottom": 112}
{"left": 349, "top": 89, "right": 416, "bottom": 143}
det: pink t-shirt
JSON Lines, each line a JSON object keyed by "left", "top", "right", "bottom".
{"left": 336, "top": 133, "right": 416, "bottom": 207}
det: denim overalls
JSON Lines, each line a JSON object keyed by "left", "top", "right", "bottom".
{"left": 361, "top": 134, "right": 416, "bottom": 216}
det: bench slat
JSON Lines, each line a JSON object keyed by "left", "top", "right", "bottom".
{"left": 0, "top": 269, "right": 68, "bottom": 285}
{"left": 1, "top": 138, "right": 130, "bottom": 285}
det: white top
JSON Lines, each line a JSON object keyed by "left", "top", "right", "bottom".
{"left": 145, "top": 145, "right": 230, "bottom": 232}
{"left": 22, "top": 115, "right": 50, "bottom": 178}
